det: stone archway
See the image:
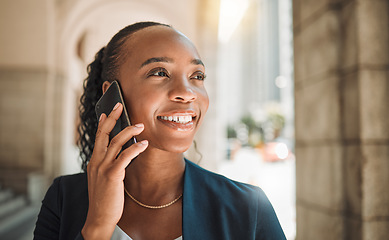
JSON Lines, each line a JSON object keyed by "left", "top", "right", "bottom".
{"left": 50, "top": 0, "right": 216, "bottom": 176}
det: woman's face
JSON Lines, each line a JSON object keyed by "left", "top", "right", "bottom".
{"left": 117, "top": 26, "right": 209, "bottom": 153}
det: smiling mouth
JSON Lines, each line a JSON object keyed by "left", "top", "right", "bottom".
{"left": 157, "top": 115, "right": 194, "bottom": 124}
{"left": 156, "top": 113, "right": 197, "bottom": 131}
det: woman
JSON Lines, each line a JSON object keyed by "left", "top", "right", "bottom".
{"left": 34, "top": 21, "right": 286, "bottom": 240}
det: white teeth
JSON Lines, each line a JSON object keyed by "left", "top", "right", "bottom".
{"left": 160, "top": 115, "right": 193, "bottom": 124}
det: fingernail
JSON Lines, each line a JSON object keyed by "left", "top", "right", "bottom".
{"left": 134, "top": 123, "right": 144, "bottom": 128}
{"left": 99, "top": 114, "right": 104, "bottom": 122}
{"left": 139, "top": 140, "right": 148, "bottom": 146}
{"left": 113, "top": 102, "right": 120, "bottom": 111}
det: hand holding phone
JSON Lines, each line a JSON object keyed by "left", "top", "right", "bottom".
{"left": 82, "top": 81, "right": 148, "bottom": 239}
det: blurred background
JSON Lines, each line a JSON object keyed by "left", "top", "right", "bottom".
{"left": 0, "top": 0, "right": 388, "bottom": 239}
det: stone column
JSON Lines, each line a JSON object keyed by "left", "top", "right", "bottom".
{"left": 293, "top": 0, "right": 389, "bottom": 239}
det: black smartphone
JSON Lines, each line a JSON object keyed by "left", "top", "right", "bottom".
{"left": 95, "top": 81, "right": 136, "bottom": 150}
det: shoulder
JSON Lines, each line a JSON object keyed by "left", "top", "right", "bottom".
{"left": 52, "top": 172, "right": 87, "bottom": 188}
{"left": 35, "top": 172, "right": 89, "bottom": 239}
{"left": 183, "top": 160, "right": 286, "bottom": 239}
{"left": 48, "top": 172, "right": 87, "bottom": 196}
{"left": 185, "top": 159, "right": 261, "bottom": 196}
{"left": 42, "top": 172, "right": 88, "bottom": 213}
{"left": 184, "top": 159, "right": 265, "bottom": 214}
{"left": 187, "top": 161, "right": 280, "bottom": 211}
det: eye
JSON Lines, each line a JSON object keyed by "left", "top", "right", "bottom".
{"left": 148, "top": 68, "right": 170, "bottom": 78}
{"left": 191, "top": 72, "right": 206, "bottom": 81}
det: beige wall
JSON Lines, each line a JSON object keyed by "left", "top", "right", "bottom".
{"left": 0, "top": 0, "right": 54, "bottom": 68}
{"left": 0, "top": 0, "right": 56, "bottom": 195}
{"left": 293, "top": 0, "right": 389, "bottom": 239}
{"left": 0, "top": 0, "right": 54, "bottom": 172}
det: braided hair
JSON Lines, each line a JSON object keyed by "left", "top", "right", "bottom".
{"left": 78, "top": 22, "right": 171, "bottom": 171}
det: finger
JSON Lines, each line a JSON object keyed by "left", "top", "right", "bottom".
{"left": 113, "top": 140, "right": 149, "bottom": 170}
{"left": 94, "top": 103, "right": 123, "bottom": 152}
{"left": 88, "top": 113, "right": 108, "bottom": 165}
{"left": 98, "top": 113, "right": 107, "bottom": 127}
{"left": 99, "top": 102, "right": 123, "bottom": 137}
{"left": 94, "top": 112, "right": 108, "bottom": 149}
{"left": 103, "top": 124, "right": 145, "bottom": 162}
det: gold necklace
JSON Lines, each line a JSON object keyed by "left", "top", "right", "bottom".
{"left": 124, "top": 187, "right": 183, "bottom": 209}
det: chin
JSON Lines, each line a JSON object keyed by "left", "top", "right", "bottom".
{"left": 169, "top": 145, "right": 191, "bottom": 153}
{"left": 156, "top": 138, "right": 193, "bottom": 153}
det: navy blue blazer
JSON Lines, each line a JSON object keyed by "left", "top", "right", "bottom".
{"left": 34, "top": 159, "right": 286, "bottom": 239}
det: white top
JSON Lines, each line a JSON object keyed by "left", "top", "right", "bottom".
{"left": 111, "top": 225, "right": 183, "bottom": 240}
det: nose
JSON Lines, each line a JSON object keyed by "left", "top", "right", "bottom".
{"left": 168, "top": 76, "right": 197, "bottom": 103}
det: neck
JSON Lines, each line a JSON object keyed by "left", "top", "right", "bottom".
{"left": 124, "top": 147, "right": 185, "bottom": 201}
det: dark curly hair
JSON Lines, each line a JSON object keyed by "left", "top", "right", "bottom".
{"left": 78, "top": 21, "right": 171, "bottom": 171}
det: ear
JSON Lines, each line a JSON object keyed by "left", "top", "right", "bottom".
{"left": 102, "top": 81, "right": 111, "bottom": 94}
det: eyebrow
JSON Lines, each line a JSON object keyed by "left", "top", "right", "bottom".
{"left": 140, "top": 57, "right": 205, "bottom": 68}
{"left": 140, "top": 57, "right": 173, "bottom": 68}
{"left": 191, "top": 59, "right": 205, "bottom": 67}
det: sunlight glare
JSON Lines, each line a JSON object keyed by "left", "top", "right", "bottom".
{"left": 218, "top": 0, "right": 250, "bottom": 44}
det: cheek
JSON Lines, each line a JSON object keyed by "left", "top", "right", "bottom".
{"left": 125, "top": 88, "right": 159, "bottom": 124}
{"left": 199, "top": 88, "right": 209, "bottom": 113}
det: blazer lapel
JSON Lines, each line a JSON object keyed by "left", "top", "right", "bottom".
{"left": 182, "top": 159, "right": 217, "bottom": 239}
{"left": 182, "top": 159, "right": 197, "bottom": 238}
